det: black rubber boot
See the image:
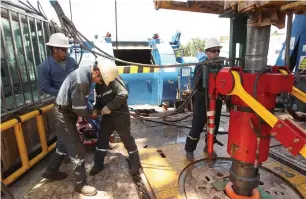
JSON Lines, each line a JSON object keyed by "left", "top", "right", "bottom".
{"left": 89, "top": 150, "right": 107, "bottom": 176}
{"left": 75, "top": 181, "right": 97, "bottom": 196}
{"left": 186, "top": 151, "right": 194, "bottom": 161}
{"left": 43, "top": 152, "right": 66, "bottom": 180}
{"left": 42, "top": 171, "right": 68, "bottom": 181}
{"left": 89, "top": 164, "right": 105, "bottom": 176}
{"left": 46, "top": 152, "right": 65, "bottom": 171}
{"left": 129, "top": 151, "right": 141, "bottom": 176}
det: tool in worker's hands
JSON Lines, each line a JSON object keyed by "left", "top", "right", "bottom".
{"left": 101, "top": 106, "right": 111, "bottom": 115}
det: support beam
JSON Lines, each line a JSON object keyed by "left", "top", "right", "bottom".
{"left": 229, "top": 15, "right": 248, "bottom": 68}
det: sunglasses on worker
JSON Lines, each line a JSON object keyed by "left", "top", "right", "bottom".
{"left": 56, "top": 47, "right": 68, "bottom": 52}
{"left": 207, "top": 49, "right": 220, "bottom": 53}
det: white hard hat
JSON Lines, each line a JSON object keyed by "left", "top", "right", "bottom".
{"left": 46, "top": 33, "right": 70, "bottom": 48}
{"left": 79, "top": 59, "right": 95, "bottom": 68}
{"left": 204, "top": 38, "right": 222, "bottom": 50}
{"left": 97, "top": 59, "right": 118, "bottom": 86}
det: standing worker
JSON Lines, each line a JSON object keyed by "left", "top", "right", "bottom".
{"left": 38, "top": 33, "right": 77, "bottom": 164}
{"left": 89, "top": 60, "right": 142, "bottom": 176}
{"left": 185, "top": 38, "right": 223, "bottom": 161}
{"left": 38, "top": 33, "right": 77, "bottom": 96}
{"left": 41, "top": 61, "right": 104, "bottom": 196}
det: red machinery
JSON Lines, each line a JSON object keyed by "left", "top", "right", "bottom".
{"left": 206, "top": 65, "right": 306, "bottom": 198}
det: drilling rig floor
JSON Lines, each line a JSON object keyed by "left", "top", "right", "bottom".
{"left": 139, "top": 137, "right": 306, "bottom": 199}
{"left": 2, "top": 111, "right": 306, "bottom": 199}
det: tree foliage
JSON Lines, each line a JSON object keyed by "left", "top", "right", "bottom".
{"left": 182, "top": 38, "right": 206, "bottom": 56}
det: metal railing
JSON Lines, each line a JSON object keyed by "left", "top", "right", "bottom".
{"left": 1, "top": 104, "right": 55, "bottom": 185}
{"left": 1, "top": 3, "right": 54, "bottom": 117}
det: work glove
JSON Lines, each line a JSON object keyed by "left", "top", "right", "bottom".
{"left": 101, "top": 106, "right": 111, "bottom": 115}
{"left": 91, "top": 109, "right": 98, "bottom": 119}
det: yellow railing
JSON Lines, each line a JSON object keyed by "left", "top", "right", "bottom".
{"left": 1, "top": 104, "right": 55, "bottom": 185}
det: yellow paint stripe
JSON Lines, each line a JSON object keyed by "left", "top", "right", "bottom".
{"left": 300, "top": 144, "right": 306, "bottom": 158}
{"left": 118, "top": 67, "right": 124, "bottom": 74}
{"left": 130, "top": 65, "right": 138, "bottom": 74}
{"left": 143, "top": 67, "right": 150, "bottom": 73}
{"left": 117, "top": 65, "right": 160, "bottom": 74}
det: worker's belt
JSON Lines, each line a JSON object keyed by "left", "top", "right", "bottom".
{"left": 54, "top": 103, "right": 70, "bottom": 110}
{"left": 230, "top": 105, "right": 274, "bottom": 113}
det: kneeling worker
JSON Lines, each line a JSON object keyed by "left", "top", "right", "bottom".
{"left": 89, "top": 60, "right": 141, "bottom": 176}
{"left": 42, "top": 61, "right": 104, "bottom": 196}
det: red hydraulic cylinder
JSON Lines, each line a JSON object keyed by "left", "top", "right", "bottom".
{"left": 207, "top": 99, "right": 216, "bottom": 158}
{"left": 207, "top": 73, "right": 218, "bottom": 158}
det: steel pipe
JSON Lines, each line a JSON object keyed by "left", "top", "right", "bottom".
{"left": 245, "top": 20, "right": 271, "bottom": 73}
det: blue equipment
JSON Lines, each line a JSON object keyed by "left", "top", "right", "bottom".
{"left": 69, "top": 32, "right": 199, "bottom": 106}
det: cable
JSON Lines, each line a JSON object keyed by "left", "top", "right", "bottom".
{"left": 58, "top": 9, "right": 240, "bottom": 122}
{"left": 162, "top": 113, "right": 193, "bottom": 122}
{"left": 37, "top": 0, "right": 48, "bottom": 20}
{"left": 59, "top": 15, "right": 237, "bottom": 68}
{"left": 37, "top": 1, "right": 48, "bottom": 19}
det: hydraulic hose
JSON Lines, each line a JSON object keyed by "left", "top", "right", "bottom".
{"left": 60, "top": 15, "right": 238, "bottom": 68}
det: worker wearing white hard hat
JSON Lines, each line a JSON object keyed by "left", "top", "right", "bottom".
{"left": 89, "top": 60, "right": 142, "bottom": 177}
{"left": 185, "top": 37, "right": 223, "bottom": 161}
{"left": 204, "top": 37, "right": 222, "bottom": 60}
{"left": 96, "top": 59, "right": 118, "bottom": 86}
{"left": 38, "top": 33, "right": 76, "bottom": 96}
{"left": 39, "top": 33, "right": 77, "bottom": 183}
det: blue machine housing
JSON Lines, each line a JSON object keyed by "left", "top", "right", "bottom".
{"left": 275, "top": 14, "right": 306, "bottom": 112}
{"left": 276, "top": 14, "right": 306, "bottom": 72}
{"left": 176, "top": 56, "right": 199, "bottom": 94}
{"left": 69, "top": 32, "right": 198, "bottom": 106}
{"left": 120, "top": 72, "right": 162, "bottom": 105}
{"left": 150, "top": 37, "right": 179, "bottom": 105}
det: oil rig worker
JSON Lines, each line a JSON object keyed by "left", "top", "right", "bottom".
{"left": 38, "top": 33, "right": 77, "bottom": 164}
{"left": 41, "top": 60, "right": 105, "bottom": 196}
{"left": 185, "top": 38, "right": 223, "bottom": 161}
{"left": 89, "top": 60, "right": 142, "bottom": 176}
{"left": 38, "top": 33, "right": 77, "bottom": 96}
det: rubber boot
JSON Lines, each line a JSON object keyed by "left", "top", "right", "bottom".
{"left": 74, "top": 181, "right": 97, "bottom": 196}
{"left": 89, "top": 150, "right": 107, "bottom": 176}
{"left": 129, "top": 151, "right": 141, "bottom": 176}
{"left": 42, "top": 153, "right": 67, "bottom": 180}
{"left": 186, "top": 151, "right": 194, "bottom": 161}
{"left": 203, "top": 145, "right": 217, "bottom": 158}
{"left": 42, "top": 171, "right": 68, "bottom": 180}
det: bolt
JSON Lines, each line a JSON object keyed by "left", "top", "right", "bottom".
{"left": 293, "top": 138, "right": 300, "bottom": 143}
{"left": 288, "top": 147, "right": 292, "bottom": 151}
{"left": 271, "top": 132, "right": 277, "bottom": 137}
{"left": 277, "top": 124, "right": 283, "bottom": 128}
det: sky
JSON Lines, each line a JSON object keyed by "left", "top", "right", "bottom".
{"left": 29, "top": 0, "right": 233, "bottom": 44}
{"left": 24, "top": 0, "right": 286, "bottom": 62}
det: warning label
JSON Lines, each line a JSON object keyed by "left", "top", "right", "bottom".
{"left": 299, "top": 56, "right": 306, "bottom": 69}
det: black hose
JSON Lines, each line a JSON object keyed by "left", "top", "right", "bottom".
{"left": 142, "top": 118, "right": 228, "bottom": 135}
{"left": 60, "top": 16, "right": 237, "bottom": 68}
{"left": 37, "top": 0, "right": 48, "bottom": 20}
{"left": 162, "top": 113, "right": 192, "bottom": 122}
